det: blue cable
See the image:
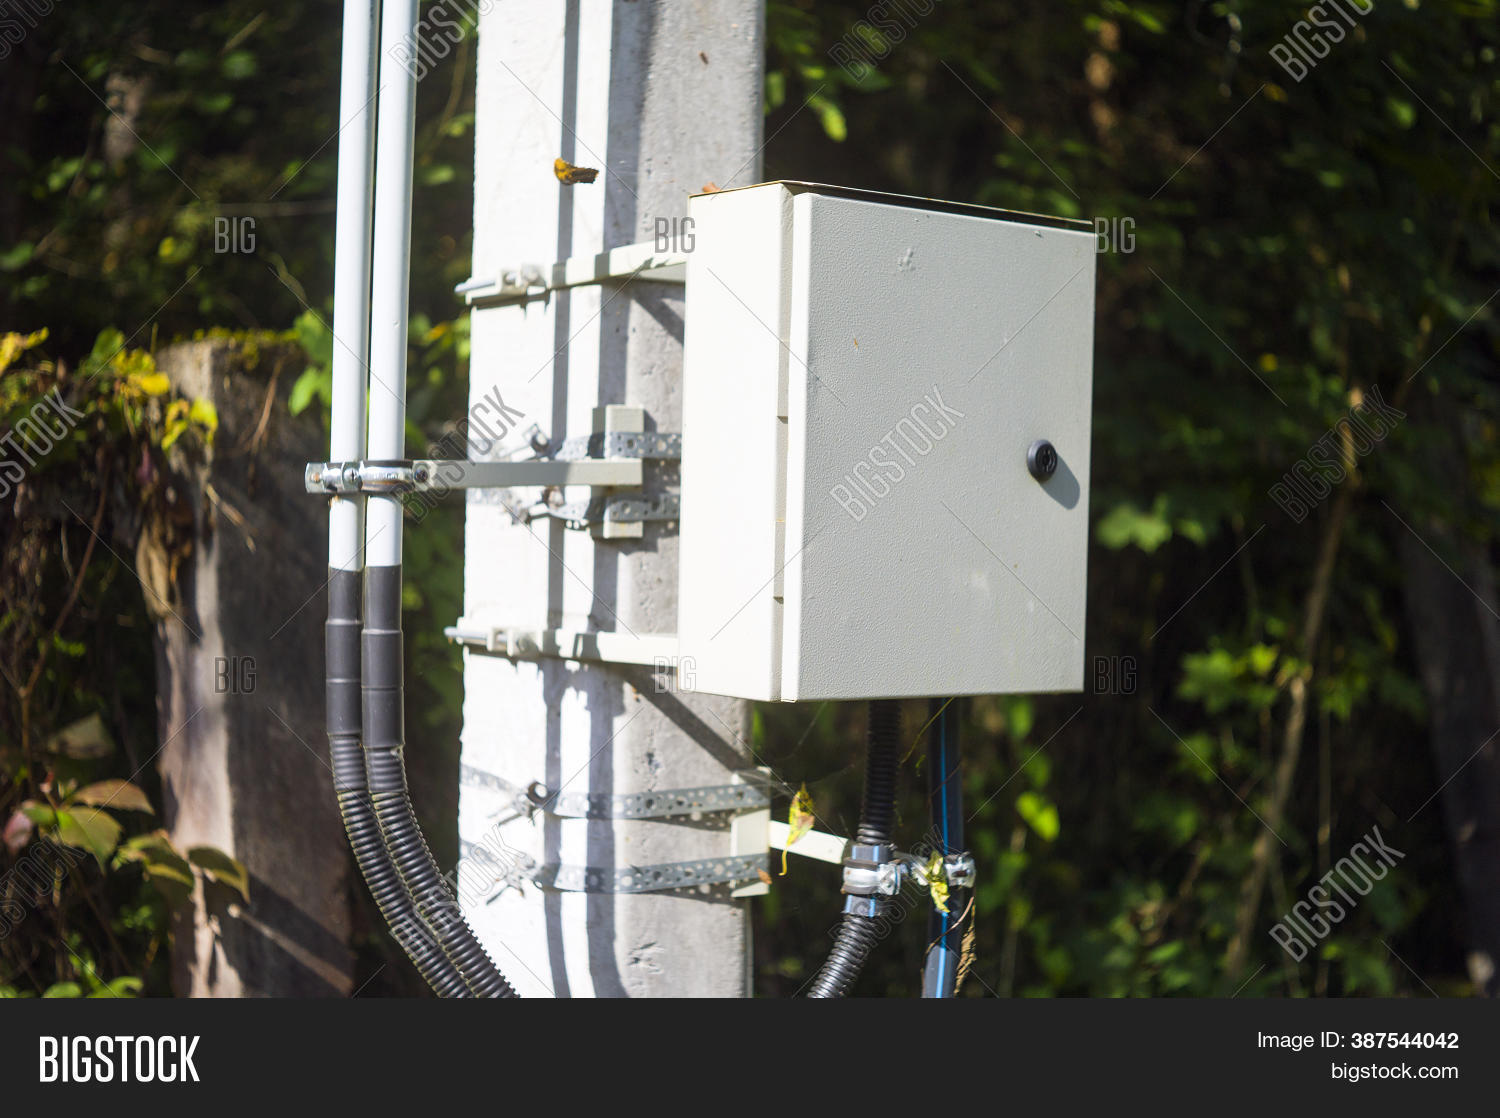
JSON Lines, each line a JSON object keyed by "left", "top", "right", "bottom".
{"left": 936, "top": 713, "right": 951, "bottom": 996}
{"left": 924, "top": 698, "right": 962, "bottom": 998}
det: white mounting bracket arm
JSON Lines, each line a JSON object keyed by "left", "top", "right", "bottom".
{"left": 768, "top": 821, "right": 848, "bottom": 865}
{"left": 445, "top": 621, "right": 679, "bottom": 668}
{"left": 457, "top": 240, "right": 687, "bottom": 308}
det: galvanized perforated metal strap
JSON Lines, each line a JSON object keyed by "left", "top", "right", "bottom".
{"left": 458, "top": 840, "right": 767, "bottom": 894}
{"left": 534, "top": 855, "right": 767, "bottom": 894}
{"left": 459, "top": 764, "right": 770, "bottom": 819}
{"left": 548, "top": 493, "right": 680, "bottom": 527}
{"left": 552, "top": 430, "right": 681, "bottom": 461}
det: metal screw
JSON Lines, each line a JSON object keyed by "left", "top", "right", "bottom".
{"left": 1027, "top": 439, "right": 1058, "bottom": 481}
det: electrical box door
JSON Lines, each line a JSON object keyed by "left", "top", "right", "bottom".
{"left": 677, "top": 182, "right": 1096, "bottom": 702}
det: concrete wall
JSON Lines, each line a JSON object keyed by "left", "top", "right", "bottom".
{"left": 156, "top": 339, "right": 355, "bottom": 997}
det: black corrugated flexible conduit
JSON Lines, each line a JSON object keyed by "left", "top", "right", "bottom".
{"left": 363, "top": 565, "right": 517, "bottom": 998}
{"left": 327, "top": 568, "right": 471, "bottom": 996}
{"left": 805, "top": 699, "right": 902, "bottom": 998}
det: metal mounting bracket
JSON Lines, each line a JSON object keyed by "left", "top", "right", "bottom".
{"left": 457, "top": 240, "right": 687, "bottom": 308}
{"left": 495, "top": 415, "right": 681, "bottom": 533}
{"left": 446, "top": 620, "right": 679, "bottom": 667}
{"left": 306, "top": 406, "right": 680, "bottom": 541}
{"left": 723, "top": 777, "right": 852, "bottom": 899}
{"left": 484, "top": 406, "right": 678, "bottom": 539}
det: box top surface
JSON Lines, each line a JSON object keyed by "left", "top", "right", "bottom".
{"left": 689, "top": 179, "right": 1090, "bottom": 233}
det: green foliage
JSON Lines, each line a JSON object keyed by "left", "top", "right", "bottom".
{"left": 1097, "top": 496, "right": 1174, "bottom": 553}
{"left": 3, "top": 0, "right": 482, "bottom": 996}
{"left": 2, "top": 0, "right": 1489, "bottom": 1000}
{"left": 287, "top": 310, "right": 333, "bottom": 416}
{"left": 186, "top": 845, "right": 250, "bottom": 902}
{"left": 0, "top": 330, "right": 244, "bottom": 995}
{"left": 1, "top": 2, "right": 477, "bottom": 360}
{"left": 754, "top": 0, "right": 1493, "bottom": 997}
{"left": 1177, "top": 644, "right": 1281, "bottom": 715}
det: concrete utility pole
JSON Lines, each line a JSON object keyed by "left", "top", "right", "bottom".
{"left": 458, "top": 2, "right": 765, "bottom": 996}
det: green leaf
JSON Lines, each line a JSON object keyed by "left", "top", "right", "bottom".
{"left": 0, "top": 242, "right": 34, "bottom": 271}
{"left": 1177, "top": 648, "right": 1240, "bottom": 713}
{"left": 1016, "top": 791, "right": 1060, "bottom": 842}
{"left": 1146, "top": 940, "right": 1184, "bottom": 965}
{"left": 1002, "top": 695, "right": 1035, "bottom": 741}
{"left": 1103, "top": 0, "right": 1167, "bottom": 33}
{"left": 121, "top": 832, "right": 190, "bottom": 874}
{"left": 1178, "top": 647, "right": 1280, "bottom": 714}
{"left": 42, "top": 982, "right": 83, "bottom": 999}
{"left": 160, "top": 415, "right": 190, "bottom": 451}
{"left": 288, "top": 366, "right": 330, "bottom": 416}
{"left": 20, "top": 801, "right": 58, "bottom": 826}
{"left": 1096, "top": 498, "right": 1172, "bottom": 553}
{"left": 131, "top": 372, "right": 171, "bottom": 396}
{"left": 292, "top": 308, "right": 333, "bottom": 365}
{"left": 1246, "top": 644, "right": 1278, "bottom": 677}
{"left": 145, "top": 861, "right": 197, "bottom": 907}
{"left": 765, "top": 70, "right": 786, "bottom": 111}
{"left": 1173, "top": 516, "right": 1209, "bottom": 546}
{"left": 188, "top": 397, "right": 218, "bottom": 438}
{"left": 43, "top": 712, "right": 115, "bottom": 760}
{"left": 287, "top": 370, "right": 318, "bottom": 415}
{"left": 82, "top": 329, "right": 125, "bottom": 378}
{"left": 118, "top": 831, "right": 196, "bottom": 905}
{"left": 0, "top": 327, "right": 47, "bottom": 372}
{"left": 810, "top": 96, "right": 847, "bottom": 142}
{"left": 55, "top": 807, "right": 122, "bottom": 866}
{"left": 72, "top": 779, "right": 154, "bottom": 814}
{"left": 91, "top": 976, "right": 143, "bottom": 999}
{"left": 188, "top": 845, "right": 250, "bottom": 902}
{"left": 105, "top": 972, "right": 142, "bottom": 996}
{"left": 221, "top": 50, "right": 257, "bottom": 80}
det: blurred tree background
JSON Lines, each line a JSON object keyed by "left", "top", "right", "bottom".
{"left": 4, "top": 0, "right": 1499, "bottom": 996}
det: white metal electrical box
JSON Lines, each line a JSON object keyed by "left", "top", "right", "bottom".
{"left": 676, "top": 182, "right": 1096, "bottom": 702}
